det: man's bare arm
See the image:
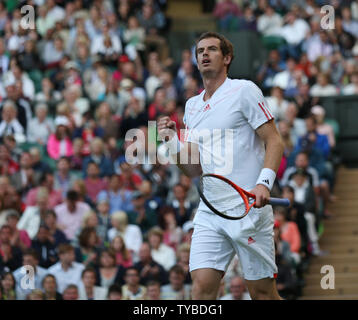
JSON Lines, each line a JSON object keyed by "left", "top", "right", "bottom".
{"left": 173, "top": 141, "right": 202, "bottom": 178}
{"left": 251, "top": 119, "right": 284, "bottom": 207}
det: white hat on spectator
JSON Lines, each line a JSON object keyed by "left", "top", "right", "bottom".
{"left": 65, "top": 61, "right": 79, "bottom": 71}
{"left": 311, "top": 105, "right": 325, "bottom": 116}
{"left": 182, "top": 220, "right": 194, "bottom": 233}
{"left": 54, "top": 115, "right": 69, "bottom": 127}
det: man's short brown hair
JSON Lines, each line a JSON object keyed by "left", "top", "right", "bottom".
{"left": 195, "top": 32, "right": 234, "bottom": 73}
{"left": 58, "top": 243, "right": 75, "bottom": 255}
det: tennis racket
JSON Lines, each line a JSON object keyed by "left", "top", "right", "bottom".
{"left": 197, "top": 173, "right": 290, "bottom": 220}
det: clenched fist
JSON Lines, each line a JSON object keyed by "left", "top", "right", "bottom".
{"left": 157, "top": 116, "right": 177, "bottom": 142}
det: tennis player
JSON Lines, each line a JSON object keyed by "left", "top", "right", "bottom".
{"left": 158, "top": 32, "right": 284, "bottom": 300}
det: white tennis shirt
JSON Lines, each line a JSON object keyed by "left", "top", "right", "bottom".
{"left": 183, "top": 78, "right": 274, "bottom": 210}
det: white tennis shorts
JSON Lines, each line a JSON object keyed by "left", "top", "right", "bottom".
{"left": 189, "top": 205, "right": 278, "bottom": 281}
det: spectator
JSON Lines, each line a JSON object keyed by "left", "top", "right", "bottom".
{"left": 27, "top": 103, "right": 54, "bottom": 145}
{"left": 0, "top": 144, "right": 19, "bottom": 176}
{"left": 310, "top": 73, "right": 337, "bottom": 97}
{"left": 220, "top": 276, "right": 251, "bottom": 300}
{"left": 279, "top": 11, "right": 310, "bottom": 60}
{"left": 97, "top": 174, "right": 134, "bottom": 214}
{"left": 265, "top": 86, "right": 289, "bottom": 121}
{"left": 31, "top": 224, "right": 58, "bottom": 269}
{"left": 108, "top": 210, "right": 142, "bottom": 259}
{"left": 47, "top": 116, "right": 74, "bottom": 160}
{"left": 145, "top": 280, "right": 162, "bottom": 300}
{"left": 47, "top": 243, "right": 85, "bottom": 294}
{"left": 161, "top": 265, "right": 191, "bottom": 300}
{"left": 110, "top": 235, "right": 133, "bottom": 269}
{"left": 84, "top": 161, "right": 108, "bottom": 203}
{"left": 82, "top": 137, "right": 114, "bottom": 178}
{"left": 95, "top": 102, "right": 119, "bottom": 140}
{"left": 274, "top": 207, "right": 301, "bottom": 265}
{"left": 53, "top": 157, "right": 78, "bottom": 199}
{"left": 257, "top": 49, "right": 286, "bottom": 91}
{"left": 148, "top": 227, "right": 176, "bottom": 272}
{"left": 35, "top": 77, "right": 62, "bottom": 104}
{"left": 170, "top": 183, "right": 195, "bottom": 227}
{"left": 311, "top": 105, "right": 336, "bottom": 149}
{"left": 0, "top": 272, "right": 16, "bottom": 300}
{"left": 79, "top": 267, "right": 107, "bottom": 300}
{"left": 107, "top": 283, "right": 122, "bottom": 300}
{"left": 176, "top": 243, "right": 192, "bottom": 284}
{"left": 127, "top": 190, "right": 158, "bottom": 235}
{"left": 17, "top": 187, "right": 49, "bottom": 239}
{"left": 62, "top": 284, "right": 79, "bottom": 300}
{"left": 72, "top": 179, "right": 95, "bottom": 209}
{"left": 95, "top": 197, "right": 112, "bottom": 245}
{"left": 54, "top": 190, "right": 91, "bottom": 241}
{"left": 257, "top": 5, "right": 283, "bottom": 36}
{"left": 158, "top": 205, "right": 183, "bottom": 251}
{"left": 74, "top": 226, "right": 101, "bottom": 267}
{"left": 25, "top": 171, "right": 63, "bottom": 209}
{"left": 121, "top": 267, "right": 147, "bottom": 300}
{"left": 5, "top": 210, "right": 31, "bottom": 251}
{"left": 95, "top": 249, "right": 125, "bottom": 289}
{"left": 283, "top": 102, "right": 306, "bottom": 146}
{"left": 42, "top": 274, "right": 62, "bottom": 300}
{"left": 12, "top": 248, "right": 47, "bottom": 300}
{"left": 44, "top": 210, "right": 69, "bottom": 248}
{"left": 134, "top": 241, "right": 168, "bottom": 286}
{"left": 26, "top": 289, "right": 45, "bottom": 300}
{"left": 213, "top": 0, "right": 241, "bottom": 32}
{"left": 29, "top": 147, "right": 51, "bottom": 175}
{"left": 10, "top": 151, "right": 41, "bottom": 197}
{"left": 0, "top": 100, "right": 25, "bottom": 142}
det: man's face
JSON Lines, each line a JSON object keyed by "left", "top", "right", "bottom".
{"left": 20, "top": 153, "right": 32, "bottom": 169}
{"left": 23, "top": 254, "right": 38, "bottom": 268}
{"left": 295, "top": 154, "right": 308, "bottom": 169}
{"left": 108, "top": 292, "right": 122, "bottom": 300}
{"left": 125, "top": 270, "right": 140, "bottom": 286}
{"left": 230, "top": 278, "right": 245, "bottom": 299}
{"left": 63, "top": 288, "right": 78, "bottom": 300}
{"left": 147, "top": 285, "right": 161, "bottom": 300}
{"left": 60, "top": 250, "right": 75, "bottom": 265}
{"left": 82, "top": 271, "right": 96, "bottom": 288}
{"left": 43, "top": 277, "right": 56, "bottom": 292}
{"left": 169, "top": 272, "right": 184, "bottom": 291}
{"left": 58, "top": 159, "right": 70, "bottom": 172}
{"left": 139, "top": 243, "right": 151, "bottom": 262}
{"left": 0, "top": 227, "right": 11, "bottom": 243}
{"left": 196, "top": 37, "right": 230, "bottom": 77}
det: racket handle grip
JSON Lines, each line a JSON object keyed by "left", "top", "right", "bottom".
{"left": 268, "top": 197, "right": 290, "bottom": 207}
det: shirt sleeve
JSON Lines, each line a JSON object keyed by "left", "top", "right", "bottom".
{"left": 239, "top": 81, "right": 274, "bottom": 130}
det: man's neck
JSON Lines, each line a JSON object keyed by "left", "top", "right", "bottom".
{"left": 128, "top": 284, "right": 139, "bottom": 294}
{"left": 61, "top": 262, "right": 72, "bottom": 271}
{"left": 203, "top": 74, "right": 227, "bottom": 101}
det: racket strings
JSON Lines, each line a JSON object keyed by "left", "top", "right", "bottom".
{"left": 200, "top": 176, "right": 247, "bottom": 215}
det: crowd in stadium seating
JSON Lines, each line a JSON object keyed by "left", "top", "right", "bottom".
{"left": 0, "top": 0, "right": 356, "bottom": 300}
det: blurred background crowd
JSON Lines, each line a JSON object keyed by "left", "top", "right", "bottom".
{"left": 0, "top": 0, "right": 355, "bottom": 300}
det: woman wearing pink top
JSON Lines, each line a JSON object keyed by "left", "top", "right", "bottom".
{"left": 5, "top": 210, "right": 31, "bottom": 250}
{"left": 47, "top": 116, "right": 73, "bottom": 160}
{"left": 110, "top": 235, "right": 133, "bottom": 268}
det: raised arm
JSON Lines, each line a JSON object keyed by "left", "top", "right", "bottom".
{"left": 157, "top": 116, "right": 202, "bottom": 178}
